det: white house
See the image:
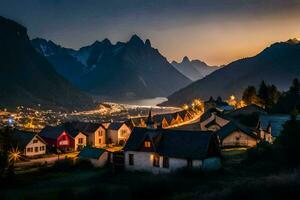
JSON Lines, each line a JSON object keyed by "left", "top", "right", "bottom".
{"left": 123, "top": 127, "right": 222, "bottom": 174}
{"left": 11, "top": 129, "right": 47, "bottom": 157}
{"left": 78, "top": 147, "right": 108, "bottom": 167}
{"left": 216, "top": 121, "right": 260, "bottom": 148}
{"left": 107, "top": 122, "right": 131, "bottom": 146}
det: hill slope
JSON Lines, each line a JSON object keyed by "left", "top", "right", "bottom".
{"left": 171, "top": 56, "right": 219, "bottom": 81}
{"left": 162, "top": 39, "right": 300, "bottom": 106}
{"left": 32, "top": 35, "right": 191, "bottom": 100}
{"left": 0, "top": 16, "right": 93, "bottom": 111}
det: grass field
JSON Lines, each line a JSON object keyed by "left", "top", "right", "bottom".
{"left": 1, "top": 148, "right": 300, "bottom": 200}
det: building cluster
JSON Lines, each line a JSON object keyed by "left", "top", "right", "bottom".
{"left": 128, "top": 109, "right": 196, "bottom": 128}
{"left": 5, "top": 99, "right": 285, "bottom": 174}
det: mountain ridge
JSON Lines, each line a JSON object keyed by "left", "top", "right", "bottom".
{"left": 171, "top": 56, "right": 219, "bottom": 81}
{"left": 32, "top": 35, "right": 192, "bottom": 100}
{"left": 0, "top": 16, "right": 94, "bottom": 111}
{"left": 161, "top": 39, "right": 300, "bottom": 106}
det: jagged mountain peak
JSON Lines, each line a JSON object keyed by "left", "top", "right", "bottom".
{"left": 286, "top": 38, "right": 300, "bottom": 45}
{"left": 128, "top": 34, "right": 144, "bottom": 45}
{"left": 182, "top": 56, "right": 190, "bottom": 63}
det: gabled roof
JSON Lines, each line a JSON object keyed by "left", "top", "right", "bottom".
{"left": 200, "top": 108, "right": 222, "bottom": 122}
{"left": 204, "top": 119, "right": 221, "bottom": 128}
{"left": 11, "top": 129, "right": 46, "bottom": 149}
{"left": 124, "top": 127, "right": 218, "bottom": 160}
{"left": 225, "top": 104, "right": 266, "bottom": 117}
{"left": 78, "top": 147, "right": 106, "bottom": 159}
{"left": 70, "top": 121, "right": 103, "bottom": 135}
{"left": 217, "top": 121, "right": 258, "bottom": 140}
{"left": 107, "top": 122, "right": 127, "bottom": 130}
{"left": 39, "top": 123, "right": 83, "bottom": 139}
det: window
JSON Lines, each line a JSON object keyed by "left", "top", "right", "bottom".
{"left": 98, "top": 138, "right": 102, "bottom": 144}
{"left": 33, "top": 139, "right": 38, "bottom": 143}
{"left": 163, "top": 157, "right": 169, "bottom": 168}
{"left": 35, "top": 147, "right": 39, "bottom": 152}
{"left": 236, "top": 136, "right": 240, "bottom": 141}
{"left": 40, "top": 146, "right": 45, "bottom": 151}
{"left": 187, "top": 159, "right": 193, "bottom": 167}
{"left": 78, "top": 138, "right": 83, "bottom": 144}
{"left": 120, "top": 130, "right": 127, "bottom": 137}
{"left": 153, "top": 155, "right": 160, "bottom": 167}
{"left": 144, "top": 141, "right": 151, "bottom": 148}
{"left": 129, "top": 154, "right": 134, "bottom": 166}
{"left": 98, "top": 130, "right": 103, "bottom": 137}
{"left": 27, "top": 147, "right": 31, "bottom": 152}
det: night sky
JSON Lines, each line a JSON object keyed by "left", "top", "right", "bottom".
{"left": 1, "top": 0, "right": 300, "bottom": 65}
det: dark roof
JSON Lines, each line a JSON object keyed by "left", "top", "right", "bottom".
{"left": 124, "top": 127, "right": 218, "bottom": 160}
{"left": 204, "top": 119, "right": 221, "bottom": 128}
{"left": 171, "top": 122, "right": 201, "bottom": 131}
{"left": 39, "top": 123, "right": 82, "bottom": 139}
{"left": 11, "top": 129, "right": 46, "bottom": 149}
{"left": 78, "top": 147, "right": 106, "bottom": 159}
{"left": 70, "top": 121, "right": 103, "bottom": 135}
{"left": 217, "top": 121, "right": 257, "bottom": 140}
{"left": 200, "top": 108, "right": 222, "bottom": 122}
{"left": 225, "top": 104, "right": 266, "bottom": 117}
{"left": 107, "top": 122, "right": 126, "bottom": 130}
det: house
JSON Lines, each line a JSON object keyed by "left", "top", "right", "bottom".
{"left": 204, "top": 97, "right": 233, "bottom": 112}
{"left": 78, "top": 147, "right": 108, "bottom": 167}
{"left": 11, "top": 129, "right": 47, "bottom": 157}
{"left": 40, "top": 123, "right": 87, "bottom": 152}
{"left": 71, "top": 122, "right": 106, "bottom": 147}
{"left": 200, "top": 109, "right": 230, "bottom": 131}
{"left": 123, "top": 127, "right": 222, "bottom": 174}
{"left": 217, "top": 121, "right": 260, "bottom": 148}
{"left": 107, "top": 122, "right": 131, "bottom": 146}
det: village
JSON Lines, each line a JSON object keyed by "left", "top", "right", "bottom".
{"left": 2, "top": 82, "right": 300, "bottom": 199}
{"left": 1, "top": 94, "right": 285, "bottom": 174}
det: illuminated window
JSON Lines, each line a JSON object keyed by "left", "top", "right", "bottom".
{"left": 153, "top": 155, "right": 160, "bottom": 167}
{"left": 98, "top": 130, "right": 103, "bottom": 137}
{"left": 120, "top": 130, "right": 127, "bottom": 137}
{"left": 163, "top": 157, "right": 169, "bottom": 168}
{"left": 144, "top": 141, "right": 151, "bottom": 148}
{"left": 129, "top": 154, "right": 134, "bottom": 166}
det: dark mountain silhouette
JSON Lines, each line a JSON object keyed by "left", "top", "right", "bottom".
{"left": 32, "top": 35, "right": 191, "bottom": 100}
{"left": 171, "top": 56, "right": 219, "bottom": 81}
{"left": 0, "top": 16, "right": 94, "bottom": 111}
{"left": 161, "top": 39, "right": 300, "bottom": 106}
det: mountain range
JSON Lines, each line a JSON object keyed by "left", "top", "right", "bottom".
{"left": 0, "top": 16, "right": 93, "bottom": 111}
{"left": 162, "top": 38, "right": 300, "bottom": 106}
{"left": 171, "top": 56, "right": 219, "bottom": 81}
{"left": 32, "top": 35, "right": 191, "bottom": 100}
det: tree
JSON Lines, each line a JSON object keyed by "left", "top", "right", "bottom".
{"left": 289, "top": 78, "right": 300, "bottom": 96}
{"left": 276, "top": 117, "right": 300, "bottom": 164}
{"left": 242, "top": 86, "right": 257, "bottom": 105}
{"left": 258, "top": 81, "right": 268, "bottom": 103}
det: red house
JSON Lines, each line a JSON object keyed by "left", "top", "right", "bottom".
{"left": 40, "top": 123, "right": 87, "bottom": 152}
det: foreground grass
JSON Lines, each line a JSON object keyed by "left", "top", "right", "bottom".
{"left": 1, "top": 149, "right": 300, "bottom": 200}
